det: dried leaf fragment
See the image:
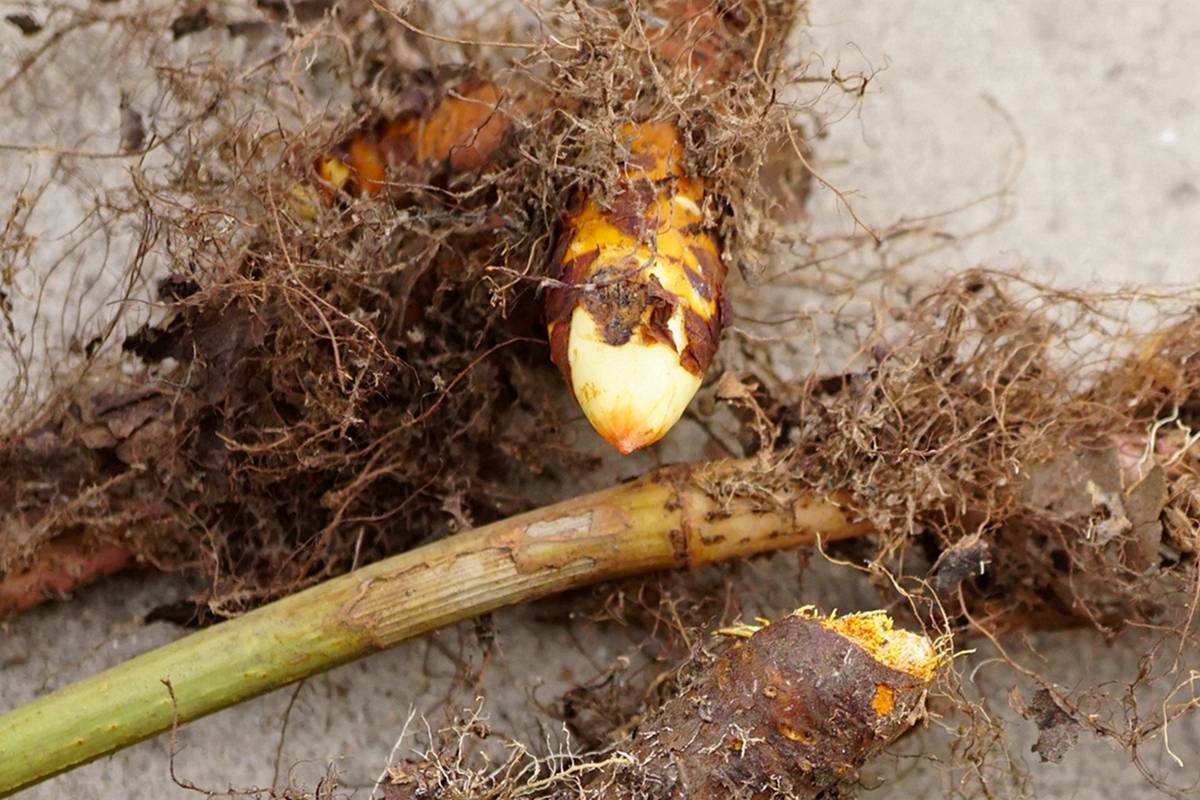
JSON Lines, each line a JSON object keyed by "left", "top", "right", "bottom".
{"left": 928, "top": 533, "right": 990, "bottom": 594}
{"left": 5, "top": 13, "right": 42, "bottom": 35}
{"left": 1015, "top": 687, "right": 1081, "bottom": 764}
{"left": 170, "top": 5, "right": 213, "bottom": 40}
{"left": 118, "top": 92, "right": 145, "bottom": 153}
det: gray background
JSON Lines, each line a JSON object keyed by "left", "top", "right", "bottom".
{"left": 3, "top": 1, "right": 1200, "bottom": 797}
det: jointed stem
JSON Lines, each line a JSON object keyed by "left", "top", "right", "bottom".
{"left": 0, "top": 459, "right": 869, "bottom": 797}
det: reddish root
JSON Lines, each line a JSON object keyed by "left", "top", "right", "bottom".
{"left": 0, "top": 537, "right": 137, "bottom": 618}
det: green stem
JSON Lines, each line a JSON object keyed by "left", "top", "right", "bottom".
{"left": 0, "top": 460, "right": 869, "bottom": 796}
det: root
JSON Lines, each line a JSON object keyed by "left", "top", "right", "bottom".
{"left": 0, "top": 535, "right": 135, "bottom": 617}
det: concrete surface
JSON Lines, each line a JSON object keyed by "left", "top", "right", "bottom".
{"left": 4, "top": 1, "right": 1200, "bottom": 798}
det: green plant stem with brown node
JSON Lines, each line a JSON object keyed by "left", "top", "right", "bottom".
{"left": 0, "top": 458, "right": 869, "bottom": 797}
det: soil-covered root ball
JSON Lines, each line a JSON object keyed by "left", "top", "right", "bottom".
{"left": 383, "top": 608, "right": 943, "bottom": 800}
{"left": 597, "top": 608, "right": 942, "bottom": 799}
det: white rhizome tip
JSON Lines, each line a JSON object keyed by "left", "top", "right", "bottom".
{"left": 565, "top": 305, "right": 702, "bottom": 455}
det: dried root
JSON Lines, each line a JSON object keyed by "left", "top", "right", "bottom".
{"left": 732, "top": 274, "right": 1200, "bottom": 638}
{"left": 0, "top": 0, "right": 816, "bottom": 616}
